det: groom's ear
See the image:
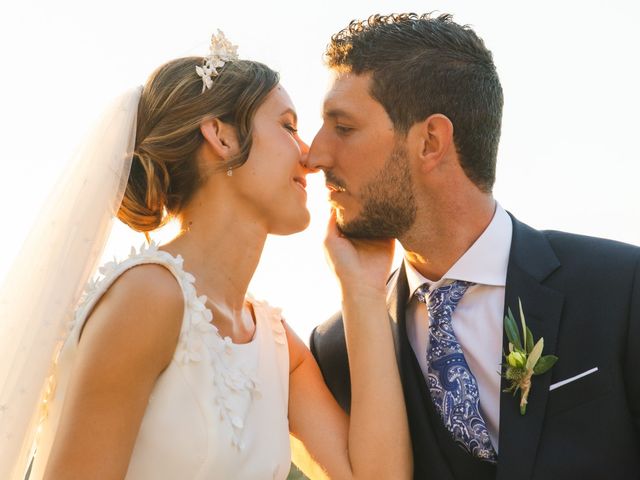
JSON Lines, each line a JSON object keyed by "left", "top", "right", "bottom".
{"left": 409, "top": 114, "right": 454, "bottom": 175}
{"left": 199, "top": 117, "right": 239, "bottom": 161}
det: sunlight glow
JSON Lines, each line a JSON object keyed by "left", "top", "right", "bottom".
{"left": 1, "top": 0, "right": 638, "bottom": 343}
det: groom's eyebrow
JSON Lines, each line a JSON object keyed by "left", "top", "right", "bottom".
{"left": 324, "top": 108, "right": 356, "bottom": 121}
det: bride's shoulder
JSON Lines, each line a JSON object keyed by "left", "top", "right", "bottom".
{"left": 93, "top": 261, "right": 183, "bottom": 336}
{"left": 90, "top": 243, "right": 184, "bottom": 324}
{"left": 58, "top": 255, "right": 184, "bottom": 424}
{"left": 76, "top": 244, "right": 185, "bottom": 365}
{"left": 82, "top": 242, "right": 187, "bottom": 311}
{"left": 91, "top": 243, "right": 186, "bottom": 286}
{"left": 105, "top": 261, "right": 184, "bottom": 314}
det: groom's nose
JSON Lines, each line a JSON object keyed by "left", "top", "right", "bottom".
{"left": 305, "top": 127, "right": 332, "bottom": 173}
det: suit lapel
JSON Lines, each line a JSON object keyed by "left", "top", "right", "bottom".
{"left": 496, "top": 216, "right": 564, "bottom": 480}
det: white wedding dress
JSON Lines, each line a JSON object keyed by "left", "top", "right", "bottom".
{"left": 29, "top": 243, "right": 291, "bottom": 480}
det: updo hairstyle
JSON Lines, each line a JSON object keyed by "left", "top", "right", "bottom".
{"left": 117, "top": 57, "right": 279, "bottom": 233}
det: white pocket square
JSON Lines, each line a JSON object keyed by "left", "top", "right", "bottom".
{"left": 549, "top": 367, "right": 598, "bottom": 391}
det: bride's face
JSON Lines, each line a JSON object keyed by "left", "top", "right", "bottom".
{"left": 233, "top": 85, "right": 312, "bottom": 235}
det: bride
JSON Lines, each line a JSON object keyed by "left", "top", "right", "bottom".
{"left": 0, "top": 32, "right": 411, "bottom": 479}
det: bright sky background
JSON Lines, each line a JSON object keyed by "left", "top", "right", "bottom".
{"left": 1, "top": 0, "right": 638, "bottom": 343}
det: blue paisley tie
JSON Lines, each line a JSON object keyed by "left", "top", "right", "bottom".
{"left": 415, "top": 280, "right": 497, "bottom": 463}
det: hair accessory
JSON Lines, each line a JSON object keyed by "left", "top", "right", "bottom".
{"left": 196, "top": 30, "right": 239, "bottom": 92}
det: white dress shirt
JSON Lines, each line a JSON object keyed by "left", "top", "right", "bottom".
{"left": 404, "top": 203, "right": 512, "bottom": 452}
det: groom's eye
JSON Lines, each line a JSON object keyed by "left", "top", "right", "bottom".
{"left": 335, "top": 125, "right": 353, "bottom": 135}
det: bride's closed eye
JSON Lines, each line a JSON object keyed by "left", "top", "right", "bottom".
{"left": 284, "top": 123, "right": 298, "bottom": 135}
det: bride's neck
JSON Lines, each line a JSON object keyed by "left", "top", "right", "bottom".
{"left": 161, "top": 200, "right": 267, "bottom": 313}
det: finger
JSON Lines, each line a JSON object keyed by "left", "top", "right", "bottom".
{"left": 326, "top": 208, "right": 336, "bottom": 235}
{"left": 324, "top": 209, "right": 342, "bottom": 244}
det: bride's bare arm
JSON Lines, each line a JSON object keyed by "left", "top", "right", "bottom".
{"left": 287, "top": 213, "right": 412, "bottom": 480}
{"left": 43, "top": 265, "right": 183, "bottom": 480}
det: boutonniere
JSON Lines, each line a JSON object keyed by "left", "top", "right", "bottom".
{"left": 501, "top": 298, "right": 558, "bottom": 415}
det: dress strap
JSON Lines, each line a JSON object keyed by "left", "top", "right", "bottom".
{"left": 66, "top": 242, "right": 190, "bottom": 347}
{"left": 246, "top": 295, "right": 289, "bottom": 407}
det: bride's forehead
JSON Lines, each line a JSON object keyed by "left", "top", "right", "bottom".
{"left": 261, "top": 84, "right": 295, "bottom": 113}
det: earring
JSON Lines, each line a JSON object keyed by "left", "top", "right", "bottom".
{"left": 227, "top": 167, "right": 233, "bottom": 177}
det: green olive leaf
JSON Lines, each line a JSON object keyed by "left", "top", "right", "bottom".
{"left": 525, "top": 326, "right": 534, "bottom": 354}
{"left": 533, "top": 355, "right": 559, "bottom": 375}
{"left": 505, "top": 307, "right": 522, "bottom": 351}
{"left": 526, "top": 337, "right": 544, "bottom": 371}
{"left": 518, "top": 298, "right": 528, "bottom": 349}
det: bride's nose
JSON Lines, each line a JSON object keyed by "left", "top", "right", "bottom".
{"left": 298, "top": 137, "right": 309, "bottom": 156}
{"left": 298, "top": 138, "right": 314, "bottom": 171}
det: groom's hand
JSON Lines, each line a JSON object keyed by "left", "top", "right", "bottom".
{"left": 323, "top": 209, "right": 394, "bottom": 296}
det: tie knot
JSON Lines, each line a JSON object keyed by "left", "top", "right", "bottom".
{"left": 415, "top": 280, "right": 474, "bottom": 326}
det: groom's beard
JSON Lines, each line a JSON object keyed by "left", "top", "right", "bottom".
{"left": 337, "top": 144, "right": 417, "bottom": 239}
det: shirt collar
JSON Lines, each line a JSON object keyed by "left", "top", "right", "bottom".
{"left": 405, "top": 203, "right": 513, "bottom": 300}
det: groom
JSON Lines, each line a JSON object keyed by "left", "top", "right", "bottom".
{"left": 307, "top": 13, "right": 640, "bottom": 479}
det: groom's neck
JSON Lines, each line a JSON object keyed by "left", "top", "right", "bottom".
{"left": 401, "top": 192, "right": 496, "bottom": 281}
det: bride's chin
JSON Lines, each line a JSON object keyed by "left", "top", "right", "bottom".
{"left": 271, "top": 210, "right": 311, "bottom": 236}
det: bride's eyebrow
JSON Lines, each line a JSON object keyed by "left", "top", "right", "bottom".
{"left": 280, "top": 108, "right": 297, "bottom": 123}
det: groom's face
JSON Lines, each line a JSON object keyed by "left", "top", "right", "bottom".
{"left": 308, "top": 73, "right": 416, "bottom": 238}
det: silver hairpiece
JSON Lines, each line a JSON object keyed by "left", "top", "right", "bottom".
{"left": 195, "top": 30, "right": 239, "bottom": 92}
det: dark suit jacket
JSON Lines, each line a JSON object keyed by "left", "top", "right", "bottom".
{"left": 310, "top": 215, "right": 640, "bottom": 479}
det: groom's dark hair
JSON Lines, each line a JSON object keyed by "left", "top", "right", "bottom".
{"left": 326, "top": 13, "right": 503, "bottom": 193}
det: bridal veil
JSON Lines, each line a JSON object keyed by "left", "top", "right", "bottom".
{"left": 0, "top": 87, "right": 141, "bottom": 479}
